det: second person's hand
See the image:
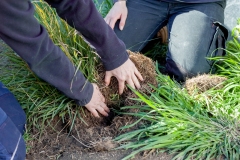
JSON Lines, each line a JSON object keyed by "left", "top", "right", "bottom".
{"left": 105, "top": 58, "right": 144, "bottom": 95}
{"left": 104, "top": 1, "right": 128, "bottom": 30}
{"left": 85, "top": 83, "right": 110, "bottom": 118}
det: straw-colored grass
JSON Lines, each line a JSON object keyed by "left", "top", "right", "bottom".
{"left": 0, "top": 1, "right": 100, "bottom": 130}
{"left": 1, "top": 1, "right": 240, "bottom": 159}
{"left": 115, "top": 20, "right": 240, "bottom": 159}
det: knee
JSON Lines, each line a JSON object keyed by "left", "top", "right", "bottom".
{"left": 165, "top": 58, "right": 211, "bottom": 82}
{"left": 0, "top": 83, "right": 26, "bottom": 135}
{"left": 165, "top": 59, "right": 188, "bottom": 82}
{"left": 0, "top": 117, "right": 26, "bottom": 160}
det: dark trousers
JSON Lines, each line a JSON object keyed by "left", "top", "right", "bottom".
{"left": 114, "top": 0, "right": 228, "bottom": 81}
{"left": 0, "top": 82, "right": 26, "bottom": 160}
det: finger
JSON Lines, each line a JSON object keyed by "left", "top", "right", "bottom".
{"left": 134, "top": 68, "right": 144, "bottom": 81}
{"left": 105, "top": 72, "right": 112, "bottom": 86}
{"left": 119, "top": 12, "right": 127, "bottom": 30}
{"left": 88, "top": 108, "right": 100, "bottom": 118}
{"left": 101, "top": 102, "right": 110, "bottom": 113}
{"left": 118, "top": 79, "right": 125, "bottom": 95}
{"left": 97, "top": 105, "right": 109, "bottom": 117}
{"left": 109, "top": 18, "right": 118, "bottom": 30}
{"left": 131, "top": 74, "right": 141, "bottom": 89}
{"left": 126, "top": 77, "right": 136, "bottom": 90}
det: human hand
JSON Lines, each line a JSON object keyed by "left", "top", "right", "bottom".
{"left": 104, "top": 1, "right": 128, "bottom": 30}
{"left": 85, "top": 83, "right": 110, "bottom": 118}
{"left": 105, "top": 58, "right": 144, "bottom": 94}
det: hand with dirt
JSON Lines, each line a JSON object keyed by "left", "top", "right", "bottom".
{"left": 104, "top": 1, "right": 127, "bottom": 30}
{"left": 85, "top": 83, "right": 110, "bottom": 118}
{"left": 105, "top": 58, "right": 143, "bottom": 94}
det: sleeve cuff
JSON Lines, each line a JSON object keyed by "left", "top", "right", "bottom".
{"left": 102, "top": 51, "right": 129, "bottom": 71}
{"left": 75, "top": 81, "right": 93, "bottom": 106}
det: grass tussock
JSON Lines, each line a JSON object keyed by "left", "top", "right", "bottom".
{"left": 1, "top": 0, "right": 240, "bottom": 159}
{"left": 115, "top": 20, "right": 240, "bottom": 159}
{"left": 0, "top": 1, "right": 99, "bottom": 130}
{"left": 116, "top": 73, "right": 240, "bottom": 160}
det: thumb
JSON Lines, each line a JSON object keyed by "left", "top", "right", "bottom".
{"left": 104, "top": 72, "right": 112, "bottom": 86}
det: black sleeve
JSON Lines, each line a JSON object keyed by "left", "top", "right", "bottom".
{"left": 45, "top": 0, "right": 129, "bottom": 70}
{"left": 0, "top": 0, "right": 93, "bottom": 106}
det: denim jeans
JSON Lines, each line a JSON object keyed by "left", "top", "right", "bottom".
{"left": 0, "top": 82, "right": 26, "bottom": 160}
{"left": 114, "top": 0, "right": 228, "bottom": 81}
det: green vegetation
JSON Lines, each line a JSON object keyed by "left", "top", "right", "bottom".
{"left": 93, "top": 0, "right": 113, "bottom": 17}
{"left": 0, "top": 1, "right": 99, "bottom": 130}
{"left": 115, "top": 74, "right": 239, "bottom": 160}
{"left": 115, "top": 20, "right": 240, "bottom": 159}
{"left": 0, "top": 0, "right": 239, "bottom": 159}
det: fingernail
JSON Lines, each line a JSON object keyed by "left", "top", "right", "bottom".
{"left": 120, "top": 26, "right": 123, "bottom": 31}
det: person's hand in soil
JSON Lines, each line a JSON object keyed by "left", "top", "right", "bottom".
{"left": 105, "top": 58, "right": 143, "bottom": 95}
{"left": 85, "top": 83, "right": 110, "bottom": 118}
{"left": 104, "top": 1, "right": 127, "bottom": 30}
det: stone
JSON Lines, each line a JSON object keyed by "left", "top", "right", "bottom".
{"left": 224, "top": 0, "right": 240, "bottom": 33}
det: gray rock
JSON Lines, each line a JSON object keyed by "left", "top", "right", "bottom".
{"left": 224, "top": 0, "right": 240, "bottom": 32}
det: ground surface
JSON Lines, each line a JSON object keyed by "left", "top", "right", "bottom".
{"left": 0, "top": 40, "right": 173, "bottom": 160}
{"left": 1, "top": 1, "right": 240, "bottom": 159}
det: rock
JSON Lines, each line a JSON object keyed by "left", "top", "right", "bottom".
{"left": 224, "top": 0, "right": 240, "bottom": 39}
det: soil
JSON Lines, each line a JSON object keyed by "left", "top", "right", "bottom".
{"left": 0, "top": 41, "right": 172, "bottom": 160}
{"left": 1, "top": 2, "right": 240, "bottom": 157}
{"left": 25, "top": 114, "right": 173, "bottom": 160}
{"left": 0, "top": 39, "right": 228, "bottom": 160}
{"left": 23, "top": 50, "right": 174, "bottom": 160}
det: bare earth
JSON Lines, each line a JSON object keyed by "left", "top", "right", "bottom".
{"left": 0, "top": 40, "right": 173, "bottom": 160}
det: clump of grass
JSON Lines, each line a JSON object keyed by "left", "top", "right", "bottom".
{"left": 93, "top": 0, "right": 113, "bottom": 17}
{"left": 115, "top": 73, "right": 240, "bottom": 160}
{"left": 212, "top": 41, "right": 240, "bottom": 78}
{"left": 34, "top": 0, "right": 98, "bottom": 80}
{"left": 116, "top": 20, "right": 240, "bottom": 159}
{"left": 0, "top": 1, "right": 99, "bottom": 130}
{"left": 212, "top": 18, "right": 240, "bottom": 77}
{"left": 201, "top": 19, "right": 240, "bottom": 120}
{"left": 232, "top": 18, "right": 240, "bottom": 42}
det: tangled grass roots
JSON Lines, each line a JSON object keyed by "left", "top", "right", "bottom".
{"left": 72, "top": 51, "right": 158, "bottom": 125}
{"left": 185, "top": 74, "right": 227, "bottom": 95}
{"left": 96, "top": 50, "right": 157, "bottom": 107}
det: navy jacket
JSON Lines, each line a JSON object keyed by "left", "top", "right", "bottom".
{"left": 0, "top": 0, "right": 129, "bottom": 106}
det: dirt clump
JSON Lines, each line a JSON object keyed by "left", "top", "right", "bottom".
{"left": 95, "top": 50, "right": 157, "bottom": 107}
{"left": 26, "top": 116, "right": 72, "bottom": 159}
{"left": 124, "top": 50, "right": 157, "bottom": 106}
{"left": 69, "top": 51, "right": 157, "bottom": 150}
{"left": 26, "top": 51, "right": 158, "bottom": 160}
{"left": 185, "top": 74, "right": 227, "bottom": 95}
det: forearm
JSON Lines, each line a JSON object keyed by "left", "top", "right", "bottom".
{"left": 0, "top": 0, "right": 93, "bottom": 105}
{"left": 45, "top": 0, "right": 129, "bottom": 71}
